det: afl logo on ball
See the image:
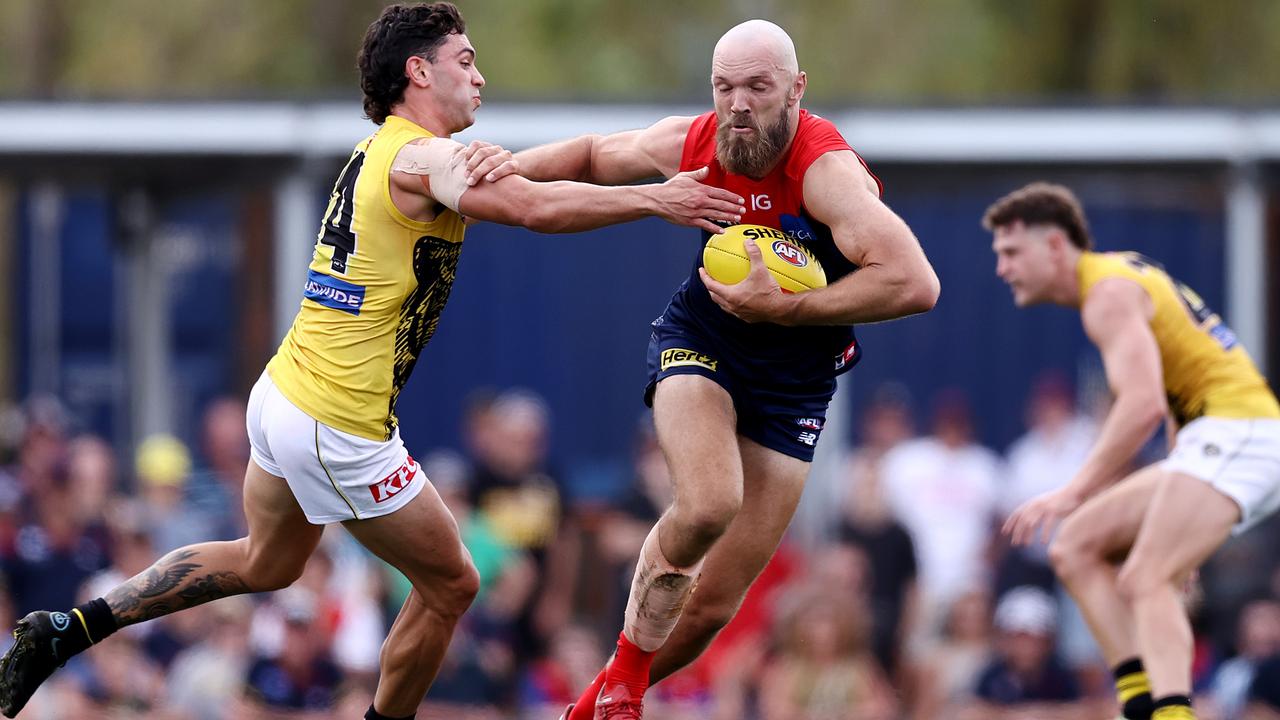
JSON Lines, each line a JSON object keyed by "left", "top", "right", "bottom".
{"left": 772, "top": 240, "right": 808, "bottom": 268}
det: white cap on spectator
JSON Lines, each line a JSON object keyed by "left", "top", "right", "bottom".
{"left": 995, "top": 586, "right": 1058, "bottom": 635}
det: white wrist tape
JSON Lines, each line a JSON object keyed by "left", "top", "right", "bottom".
{"left": 390, "top": 137, "right": 470, "bottom": 213}
{"left": 623, "top": 526, "right": 704, "bottom": 652}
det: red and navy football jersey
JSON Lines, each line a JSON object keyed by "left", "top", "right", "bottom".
{"left": 657, "top": 109, "right": 881, "bottom": 384}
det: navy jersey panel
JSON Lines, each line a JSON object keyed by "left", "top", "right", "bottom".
{"left": 645, "top": 321, "right": 835, "bottom": 463}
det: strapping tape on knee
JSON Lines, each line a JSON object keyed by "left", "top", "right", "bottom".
{"left": 623, "top": 528, "right": 704, "bottom": 652}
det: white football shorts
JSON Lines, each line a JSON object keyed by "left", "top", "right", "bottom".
{"left": 246, "top": 370, "right": 425, "bottom": 524}
{"left": 1162, "top": 416, "right": 1280, "bottom": 534}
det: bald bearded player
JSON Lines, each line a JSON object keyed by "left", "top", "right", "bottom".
{"left": 486, "top": 20, "right": 939, "bottom": 719}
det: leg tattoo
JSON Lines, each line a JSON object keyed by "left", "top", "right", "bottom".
{"left": 105, "top": 548, "right": 251, "bottom": 626}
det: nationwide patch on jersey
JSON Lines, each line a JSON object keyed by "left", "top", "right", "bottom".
{"left": 304, "top": 268, "right": 366, "bottom": 315}
{"left": 660, "top": 348, "right": 719, "bottom": 372}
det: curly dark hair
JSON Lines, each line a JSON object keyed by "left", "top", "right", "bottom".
{"left": 982, "top": 182, "right": 1093, "bottom": 250}
{"left": 358, "top": 3, "right": 467, "bottom": 125}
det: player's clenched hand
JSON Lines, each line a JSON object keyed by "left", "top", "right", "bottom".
{"left": 649, "top": 166, "right": 744, "bottom": 234}
{"left": 1003, "top": 487, "right": 1084, "bottom": 547}
{"left": 463, "top": 140, "right": 519, "bottom": 186}
{"left": 700, "top": 238, "right": 792, "bottom": 323}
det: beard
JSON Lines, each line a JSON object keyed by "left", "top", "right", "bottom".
{"left": 715, "top": 109, "right": 791, "bottom": 178}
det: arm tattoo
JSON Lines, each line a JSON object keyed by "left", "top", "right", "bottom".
{"left": 105, "top": 548, "right": 252, "bottom": 626}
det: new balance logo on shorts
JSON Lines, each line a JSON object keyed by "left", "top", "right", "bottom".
{"left": 797, "top": 432, "right": 818, "bottom": 446}
{"left": 369, "top": 456, "right": 419, "bottom": 503}
{"left": 660, "top": 348, "right": 719, "bottom": 372}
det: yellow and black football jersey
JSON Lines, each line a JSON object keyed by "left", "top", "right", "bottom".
{"left": 267, "top": 115, "right": 466, "bottom": 441}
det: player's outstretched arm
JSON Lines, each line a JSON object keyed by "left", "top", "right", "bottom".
{"left": 1004, "top": 278, "right": 1167, "bottom": 546}
{"left": 393, "top": 137, "right": 742, "bottom": 234}
{"left": 1066, "top": 279, "right": 1168, "bottom": 492}
{"left": 780, "top": 151, "right": 939, "bottom": 325}
{"left": 512, "top": 115, "right": 694, "bottom": 184}
{"left": 460, "top": 166, "right": 742, "bottom": 234}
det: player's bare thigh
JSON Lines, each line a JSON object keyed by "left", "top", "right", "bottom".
{"left": 241, "top": 459, "right": 324, "bottom": 587}
{"left": 652, "top": 374, "right": 744, "bottom": 512}
{"left": 342, "top": 478, "right": 477, "bottom": 599}
{"left": 1119, "top": 469, "right": 1240, "bottom": 589}
{"left": 1050, "top": 464, "right": 1165, "bottom": 570}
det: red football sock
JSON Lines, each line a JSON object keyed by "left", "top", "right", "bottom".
{"left": 567, "top": 666, "right": 608, "bottom": 720}
{"left": 603, "top": 630, "right": 655, "bottom": 700}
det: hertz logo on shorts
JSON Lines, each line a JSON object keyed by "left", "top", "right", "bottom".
{"left": 661, "top": 348, "right": 719, "bottom": 372}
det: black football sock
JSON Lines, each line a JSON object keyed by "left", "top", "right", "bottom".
{"left": 1113, "top": 657, "right": 1154, "bottom": 720}
{"left": 365, "top": 705, "right": 415, "bottom": 720}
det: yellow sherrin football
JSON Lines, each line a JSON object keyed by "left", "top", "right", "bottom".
{"left": 703, "top": 224, "right": 827, "bottom": 293}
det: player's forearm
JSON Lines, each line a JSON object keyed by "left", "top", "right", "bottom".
{"left": 521, "top": 181, "right": 657, "bottom": 233}
{"left": 514, "top": 136, "right": 600, "bottom": 182}
{"left": 781, "top": 263, "right": 939, "bottom": 325}
{"left": 1069, "top": 392, "right": 1166, "bottom": 499}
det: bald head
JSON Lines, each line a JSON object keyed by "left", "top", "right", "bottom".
{"left": 713, "top": 20, "right": 799, "bottom": 77}
{"left": 710, "top": 20, "right": 805, "bottom": 177}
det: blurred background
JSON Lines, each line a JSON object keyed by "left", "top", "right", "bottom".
{"left": 1, "top": 1, "right": 1279, "bottom": 718}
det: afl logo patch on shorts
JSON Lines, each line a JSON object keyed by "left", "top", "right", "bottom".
{"left": 772, "top": 240, "right": 809, "bottom": 268}
{"left": 660, "top": 348, "right": 719, "bottom": 372}
{"left": 304, "top": 269, "right": 366, "bottom": 315}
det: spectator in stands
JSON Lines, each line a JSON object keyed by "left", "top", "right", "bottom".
{"left": 135, "top": 433, "right": 214, "bottom": 553}
{"left": 1246, "top": 650, "right": 1280, "bottom": 719}
{"left": 185, "top": 396, "right": 251, "bottom": 540}
{"left": 910, "top": 589, "right": 994, "bottom": 720}
{"left": 64, "top": 434, "right": 118, "bottom": 534}
{"left": 880, "top": 388, "right": 1001, "bottom": 646}
{"left": 422, "top": 449, "right": 534, "bottom": 710}
{"left": 244, "top": 588, "right": 344, "bottom": 715}
{"left": 163, "top": 596, "right": 253, "bottom": 720}
{"left": 6, "top": 397, "right": 69, "bottom": 511}
{"left": 962, "top": 586, "right": 1104, "bottom": 720}
{"left": 997, "top": 371, "right": 1096, "bottom": 594}
{"left": 759, "top": 586, "right": 898, "bottom": 720}
{"left": 1205, "top": 598, "right": 1280, "bottom": 720}
{"left": 838, "top": 440, "right": 919, "bottom": 675}
{"left": 59, "top": 625, "right": 167, "bottom": 715}
{"left": 466, "top": 390, "right": 580, "bottom": 659}
{"left": 4, "top": 479, "right": 107, "bottom": 614}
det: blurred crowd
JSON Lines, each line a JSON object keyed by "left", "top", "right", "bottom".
{"left": 2, "top": 375, "right": 1279, "bottom": 720}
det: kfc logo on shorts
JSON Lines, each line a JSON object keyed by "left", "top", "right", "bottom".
{"left": 369, "top": 456, "right": 419, "bottom": 503}
{"left": 796, "top": 418, "right": 824, "bottom": 430}
{"left": 771, "top": 240, "right": 809, "bottom": 268}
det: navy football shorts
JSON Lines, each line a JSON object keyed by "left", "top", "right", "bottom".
{"left": 644, "top": 323, "right": 836, "bottom": 463}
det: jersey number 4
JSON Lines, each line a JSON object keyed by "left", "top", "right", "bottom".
{"left": 318, "top": 151, "right": 366, "bottom": 274}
